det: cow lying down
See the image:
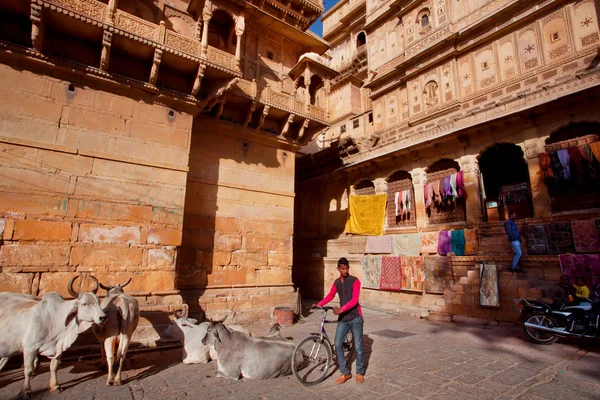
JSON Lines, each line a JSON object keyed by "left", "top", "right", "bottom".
{"left": 165, "top": 317, "right": 252, "bottom": 364}
{"left": 203, "top": 323, "right": 304, "bottom": 380}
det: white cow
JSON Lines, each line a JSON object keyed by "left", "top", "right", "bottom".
{"left": 165, "top": 315, "right": 252, "bottom": 364}
{"left": 203, "top": 323, "right": 304, "bottom": 380}
{"left": 92, "top": 277, "right": 140, "bottom": 386}
{"left": 0, "top": 276, "right": 106, "bottom": 398}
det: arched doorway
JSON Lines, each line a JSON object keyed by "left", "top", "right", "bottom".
{"left": 543, "top": 122, "right": 600, "bottom": 212}
{"left": 386, "top": 170, "right": 415, "bottom": 227}
{"left": 425, "top": 159, "right": 466, "bottom": 224}
{"left": 479, "top": 143, "right": 532, "bottom": 221}
{"left": 208, "top": 9, "right": 235, "bottom": 55}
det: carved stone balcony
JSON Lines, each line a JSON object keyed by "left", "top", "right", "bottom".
{"left": 43, "top": 0, "right": 239, "bottom": 74}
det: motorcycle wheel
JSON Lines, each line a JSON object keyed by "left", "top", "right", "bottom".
{"left": 523, "top": 313, "right": 559, "bottom": 344}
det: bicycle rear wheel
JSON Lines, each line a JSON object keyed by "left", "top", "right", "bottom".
{"left": 292, "top": 335, "right": 332, "bottom": 386}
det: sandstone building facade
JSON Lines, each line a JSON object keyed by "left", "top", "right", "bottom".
{"left": 295, "top": 0, "right": 600, "bottom": 322}
{"left": 0, "top": 0, "right": 331, "bottom": 343}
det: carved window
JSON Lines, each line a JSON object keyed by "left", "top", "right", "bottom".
{"left": 423, "top": 81, "right": 439, "bottom": 108}
{"left": 422, "top": 14, "right": 429, "bottom": 27}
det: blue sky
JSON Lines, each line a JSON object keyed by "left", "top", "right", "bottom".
{"left": 309, "top": 0, "right": 337, "bottom": 37}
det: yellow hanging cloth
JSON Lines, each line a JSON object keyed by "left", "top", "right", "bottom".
{"left": 345, "top": 194, "right": 387, "bottom": 236}
{"left": 590, "top": 141, "right": 600, "bottom": 163}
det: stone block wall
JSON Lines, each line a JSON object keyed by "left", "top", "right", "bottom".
{"left": 177, "top": 117, "right": 297, "bottom": 322}
{"left": 0, "top": 57, "right": 193, "bottom": 344}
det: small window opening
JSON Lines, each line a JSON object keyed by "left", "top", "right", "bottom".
{"left": 68, "top": 83, "right": 75, "bottom": 92}
{"left": 353, "top": 119, "right": 360, "bottom": 129}
{"left": 421, "top": 14, "right": 429, "bottom": 27}
{"left": 267, "top": 51, "right": 274, "bottom": 60}
{"left": 340, "top": 124, "right": 347, "bottom": 134}
{"left": 368, "top": 113, "right": 373, "bottom": 123}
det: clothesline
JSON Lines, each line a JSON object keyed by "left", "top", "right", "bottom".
{"left": 423, "top": 171, "right": 465, "bottom": 209}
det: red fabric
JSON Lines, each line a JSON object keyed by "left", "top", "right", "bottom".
{"left": 318, "top": 280, "right": 363, "bottom": 316}
{"left": 567, "top": 147, "right": 585, "bottom": 183}
{"left": 380, "top": 256, "right": 402, "bottom": 290}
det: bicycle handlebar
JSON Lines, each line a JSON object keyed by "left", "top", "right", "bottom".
{"left": 311, "top": 306, "right": 334, "bottom": 311}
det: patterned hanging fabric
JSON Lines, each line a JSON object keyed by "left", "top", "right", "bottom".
{"left": 557, "top": 149, "right": 571, "bottom": 179}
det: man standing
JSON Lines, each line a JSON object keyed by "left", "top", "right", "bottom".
{"left": 504, "top": 211, "right": 525, "bottom": 273}
{"left": 313, "top": 257, "right": 365, "bottom": 384}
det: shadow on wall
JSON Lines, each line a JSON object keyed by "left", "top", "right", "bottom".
{"left": 176, "top": 115, "right": 284, "bottom": 321}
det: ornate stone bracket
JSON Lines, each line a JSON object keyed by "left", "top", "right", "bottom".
{"left": 214, "top": 95, "right": 227, "bottom": 119}
{"left": 297, "top": 118, "right": 310, "bottom": 142}
{"left": 200, "top": 77, "right": 239, "bottom": 112}
{"left": 100, "top": 30, "right": 113, "bottom": 71}
{"left": 280, "top": 114, "right": 295, "bottom": 137}
{"left": 191, "top": 64, "right": 207, "bottom": 97}
{"left": 409, "top": 168, "right": 427, "bottom": 187}
{"left": 234, "top": 14, "right": 245, "bottom": 71}
{"left": 373, "top": 177, "right": 388, "bottom": 195}
{"left": 30, "top": 2, "right": 44, "bottom": 52}
{"left": 256, "top": 105, "right": 270, "bottom": 131}
{"left": 243, "top": 100, "right": 257, "bottom": 128}
{"left": 149, "top": 48, "right": 163, "bottom": 86}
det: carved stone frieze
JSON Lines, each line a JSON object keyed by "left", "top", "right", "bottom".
{"left": 47, "top": 0, "right": 106, "bottom": 20}
{"left": 405, "top": 25, "right": 452, "bottom": 59}
{"left": 115, "top": 11, "right": 157, "bottom": 41}
{"left": 165, "top": 30, "right": 200, "bottom": 56}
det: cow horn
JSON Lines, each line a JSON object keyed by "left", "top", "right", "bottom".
{"left": 67, "top": 276, "right": 80, "bottom": 298}
{"left": 99, "top": 282, "right": 111, "bottom": 291}
{"left": 121, "top": 277, "right": 132, "bottom": 288}
{"left": 90, "top": 275, "right": 99, "bottom": 294}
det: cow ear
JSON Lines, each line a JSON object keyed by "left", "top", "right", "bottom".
{"left": 65, "top": 304, "right": 78, "bottom": 326}
{"left": 188, "top": 318, "right": 198, "bottom": 324}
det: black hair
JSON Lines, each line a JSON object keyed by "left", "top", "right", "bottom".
{"left": 560, "top": 275, "right": 570, "bottom": 281}
{"left": 576, "top": 277, "right": 586, "bottom": 284}
{"left": 337, "top": 257, "right": 349, "bottom": 267}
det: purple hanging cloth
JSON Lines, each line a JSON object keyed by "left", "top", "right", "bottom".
{"left": 557, "top": 149, "right": 570, "bottom": 179}
{"left": 437, "top": 230, "right": 453, "bottom": 256}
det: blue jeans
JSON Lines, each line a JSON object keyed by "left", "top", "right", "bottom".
{"left": 510, "top": 240, "right": 522, "bottom": 269}
{"left": 334, "top": 316, "right": 365, "bottom": 375}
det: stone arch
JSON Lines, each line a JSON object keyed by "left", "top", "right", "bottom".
{"left": 308, "top": 75, "right": 325, "bottom": 106}
{"left": 478, "top": 143, "right": 532, "bottom": 220}
{"left": 208, "top": 9, "right": 235, "bottom": 54}
{"left": 417, "top": 8, "right": 432, "bottom": 33}
{"left": 423, "top": 80, "right": 439, "bottom": 109}
{"left": 543, "top": 121, "right": 600, "bottom": 212}
{"left": 386, "top": 170, "right": 415, "bottom": 227}
{"left": 426, "top": 159, "right": 465, "bottom": 224}
{"left": 356, "top": 31, "right": 366, "bottom": 48}
{"left": 545, "top": 121, "right": 600, "bottom": 144}
{"left": 353, "top": 179, "right": 375, "bottom": 195}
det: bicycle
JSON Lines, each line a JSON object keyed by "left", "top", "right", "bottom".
{"left": 291, "top": 306, "right": 355, "bottom": 386}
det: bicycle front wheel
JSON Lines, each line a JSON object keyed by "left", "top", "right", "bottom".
{"left": 292, "top": 334, "right": 332, "bottom": 386}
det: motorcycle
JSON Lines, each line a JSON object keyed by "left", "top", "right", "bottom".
{"left": 517, "top": 289, "right": 600, "bottom": 344}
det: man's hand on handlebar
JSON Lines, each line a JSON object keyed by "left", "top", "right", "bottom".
{"left": 332, "top": 307, "right": 341, "bottom": 315}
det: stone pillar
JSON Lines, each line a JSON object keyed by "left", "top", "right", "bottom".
{"left": 106, "top": 0, "right": 118, "bottom": 24}
{"left": 200, "top": 7, "right": 212, "bottom": 59}
{"left": 30, "top": 2, "right": 43, "bottom": 52}
{"left": 409, "top": 168, "right": 427, "bottom": 229}
{"left": 234, "top": 15, "right": 245, "bottom": 71}
{"left": 524, "top": 137, "right": 551, "bottom": 218}
{"left": 458, "top": 155, "right": 482, "bottom": 225}
{"left": 374, "top": 178, "right": 389, "bottom": 229}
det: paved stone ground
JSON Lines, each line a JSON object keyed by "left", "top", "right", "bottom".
{"left": 1, "top": 305, "right": 599, "bottom": 400}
